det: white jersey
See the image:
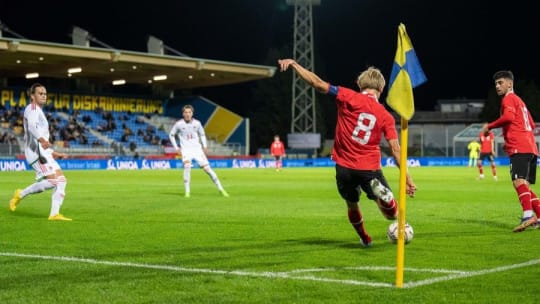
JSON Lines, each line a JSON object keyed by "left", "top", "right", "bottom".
{"left": 23, "top": 103, "right": 59, "bottom": 179}
{"left": 168, "top": 118, "right": 207, "bottom": 152}
{"left": 23, "top": 103, "right": 50, "bottom": 156}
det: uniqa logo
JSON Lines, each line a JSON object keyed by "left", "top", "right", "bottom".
{"left": 232, "top": 159, "right": 257, "bottom": 168}
{"left": 107, "top": 159, "right": 117, "bottom": 170}
{"left": 141, "top": 160, "right": 171, "bottom": 170}
{"left": 0, "top": 160, "right": 28, "bottom": 171}
{"left": 115, "top": 161, "right": 139, "bottom": 170}
{"left": 106, "top": 159, "right": 140, "bottom": 170}
{"left": 384, "top": 158, "right": 421, "bottom": 167}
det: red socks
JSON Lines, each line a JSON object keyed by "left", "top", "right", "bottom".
{"left": 530, "top": 191, "right": 540, "bottom": 217}
{"left": 477, "top": 163, "right": 483, "bottom": 175}
{"left": 516, "top": 184, "right": 533, "bottom": 213}
{"left": 348, "top": 209, "right": 367, "bottom": 236}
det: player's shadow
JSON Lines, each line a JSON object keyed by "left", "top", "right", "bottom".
{"left": 417, "top": 217, "right": 513, "bottom": 238}
{"left": 448, "top": 217, "right": 512, "bottom": 231}
{"left": 7, "top": 210, "right": 46, "bottom": 219}
{"left": 281, "top": 238, "right": 391, "bottom": 250}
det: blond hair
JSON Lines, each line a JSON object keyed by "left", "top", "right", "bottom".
{"left": 356, "top": 67, "right": 385, "bottom": 92}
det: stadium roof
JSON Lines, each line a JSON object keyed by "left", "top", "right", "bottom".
{"left": 0, "top": 37, "right": 276, "bottom": 90}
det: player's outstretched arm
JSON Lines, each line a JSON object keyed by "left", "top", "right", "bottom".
{"left": 278, "top": 59, "right": 328, "bottom": 93}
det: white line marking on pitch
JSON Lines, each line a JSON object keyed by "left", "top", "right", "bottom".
{"left": 403, "top": 258, "right": 540, "bottom": 288}
{"left": 2, "top": 252, "right": 539, "bottom": 288}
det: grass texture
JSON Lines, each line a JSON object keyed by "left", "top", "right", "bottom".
{"left": 1, "top": 166, "right": 538, "bottom": 303}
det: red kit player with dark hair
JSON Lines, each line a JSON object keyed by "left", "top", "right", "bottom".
{"left": 483, "top": 70, "right": 540, "bottom": 231}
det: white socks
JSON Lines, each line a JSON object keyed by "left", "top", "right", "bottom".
{"left": 50, "top": 176, "right": 67, "bottom": 216}
{"left": 183, "top": 166, "right": 191, "bottom": 194}
{"left": 21, "top": 179, "right": 55, "bottom": 197}
{"left": 19, "top": 176, "right": 68, "bottom": 216}
{"left": 204, "top": 167, "right": 223, "bottom": 191}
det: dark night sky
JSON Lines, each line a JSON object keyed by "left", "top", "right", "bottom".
{"left": 2, "top": 0, "right": 539, "bottom": 113}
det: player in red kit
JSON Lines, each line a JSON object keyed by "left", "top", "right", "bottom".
{"left": 482, "top": 70, "right": 540, "bottom": 232}
{"left": 477, "top": 130, "right": 497, "bottom": 180}
{"left": 278, "top": 59, "right": 416, "bottom": 247}
{"left": 270, "top": 135, "right": 286, "bottom": 171}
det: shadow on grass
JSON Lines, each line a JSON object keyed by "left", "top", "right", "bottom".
{"left": 436, "top": 217, "right": 513, "bottom": 233}
{"left": 7, "top": 210, "right": 46, "bottom": 219}
{"left": 280, "top": 237, "right": 393, "bottom": 250}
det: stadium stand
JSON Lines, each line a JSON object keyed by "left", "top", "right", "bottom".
{"left": 204, "top": 107, "right": 243, "bottom": 143}
{"left": 51, "top": 110, "right": 170, "bottom": 156}
{"left": 2, "top": 105, "right": 238, "bottom": 157}
{"left": 0, "top": 127, "right": 21, "bottom": 155}
{"left": 1, "top": 85, "right": 246, "bottom": 158}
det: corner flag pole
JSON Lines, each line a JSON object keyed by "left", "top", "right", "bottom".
{"left": 386, "top": 23, "right": 427, "bottom": 288}
{"left": 395, "top": 118, "right": 409, "bottom": 287}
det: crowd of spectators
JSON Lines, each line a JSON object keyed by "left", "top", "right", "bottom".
{"left": 0, "top": 132, "right": 18, "bottom": 145}
{"left": 48, "top": 113, "right": 91, "bottom": 145}
{"left": 1, "top": 105, "right": 23, "bottom": 128}
{"left": 1, "top": 104, "right": 168, "bottom": 152}
{"left": 1, "top": 105, "right": 24, "bottom": 144}
{"left": 96, "top": 109, "right": 166, "bottom": 149}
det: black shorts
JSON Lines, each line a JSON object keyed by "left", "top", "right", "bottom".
{"left": 335, "top": 164, "right": 391, "bottom": 203}
{"left": 479, "top": 153, "right": 494, "bottom": 162}
{"left": 509, "top": 153, "right": 537, "bottom": 184}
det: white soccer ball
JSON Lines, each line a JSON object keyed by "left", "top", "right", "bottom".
{"left": 387, "top": 221, "right": 414, "bottom": 244}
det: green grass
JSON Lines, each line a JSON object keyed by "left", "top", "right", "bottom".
{"left": 0, "top": 167, "right": 538, "bottom": 303}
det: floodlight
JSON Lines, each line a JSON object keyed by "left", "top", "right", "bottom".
{"left": 25, "top": 72, "right": 39, "bottom": 79}
{"left": 153, "top": 75, "right": 167, "bottom": 81}
{"left": 68, "top": 67, "right": 82, "bottom": 74}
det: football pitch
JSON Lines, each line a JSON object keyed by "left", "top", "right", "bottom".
{"left": 1, "top": 166, "right": 538, "bottom": 303}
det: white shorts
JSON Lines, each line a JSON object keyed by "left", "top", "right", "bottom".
{"left": 25, "top": 146, "right": 60, "bottom": 180}
{"left": 182, "top": 148, "right": 209, "bottom": 168}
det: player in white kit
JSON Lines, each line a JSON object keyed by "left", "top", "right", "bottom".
{"left": 9, "top": 83, "right": 71, "bottom": 221}
{"left": 169, "top": 105, "right": 229, "bottom": 198}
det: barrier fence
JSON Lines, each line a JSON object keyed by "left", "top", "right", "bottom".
{"left": 0, "top": 157, "right": 512, "bottom": 172}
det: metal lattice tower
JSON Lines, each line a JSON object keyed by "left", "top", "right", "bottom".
{"left": 287, "top": 0, "right": 320, "bottom": 133}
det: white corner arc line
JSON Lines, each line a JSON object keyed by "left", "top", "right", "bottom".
{"left": 0, "top": 252, "right": 391, "bottom": 287}
{"left": 2, "top": 252, "right": 539, "bottom": 289}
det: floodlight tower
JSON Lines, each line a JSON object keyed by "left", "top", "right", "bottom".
{"left": 0, "top": 19, "right": 26, "bottom": 39}
{"left": 286, "top": 0, "right": 320, "bottom": 133}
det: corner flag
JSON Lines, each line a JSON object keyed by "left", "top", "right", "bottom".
{"left": 387, "top": 23, "right": 427, "bottom": 288}
{"left": 387, "top": 23, "right": 427, "bottom": 120}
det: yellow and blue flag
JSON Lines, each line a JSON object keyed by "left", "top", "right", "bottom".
{"left": 387, "top": 23, "right": 427, "bottom": 120}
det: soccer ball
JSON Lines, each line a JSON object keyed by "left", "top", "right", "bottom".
{"left": 387, "top": 221, "right": 414, "bottom": 244}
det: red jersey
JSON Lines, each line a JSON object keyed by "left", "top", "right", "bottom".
{"left": 330, "top": 86, "right": 398, "bottom": 170}
{"left": 270, "top": 140, "right": 285, "bottom": 156}
{"left": 479, "top": 131, "right": 494, "bottom": 154}
{"left": 488, "top": 92, "right": 538, "bottom": 156}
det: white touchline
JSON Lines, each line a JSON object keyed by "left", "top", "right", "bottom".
{"left": 1, "top": 252, "right": 539, "bottom": 289}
